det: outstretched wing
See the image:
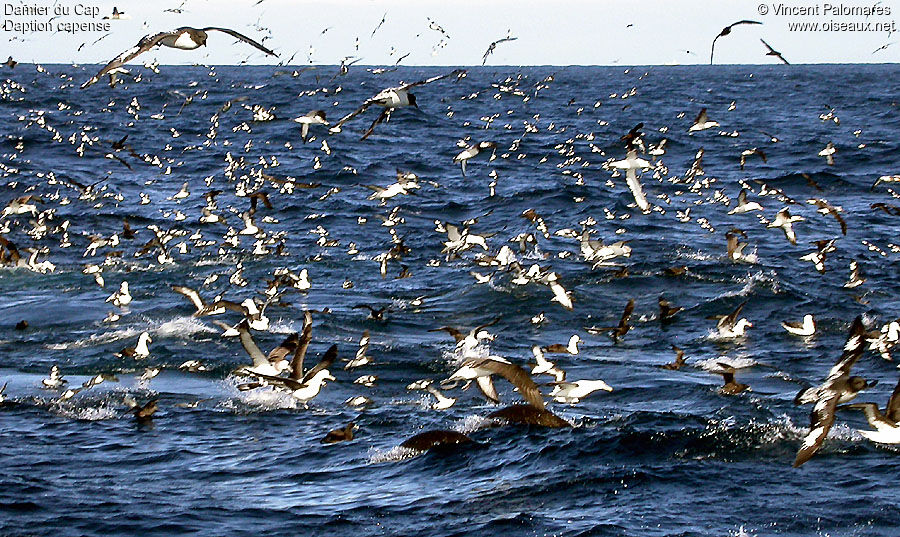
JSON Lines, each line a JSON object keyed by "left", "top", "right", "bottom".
{"left": 479, "top": 359, "right": 545, "bottom": 410}
{"left": 301, "top": 344, "right": 337, "bottom": 384}
{"left": 827, "top": 316, "right": 866, "bottom": 380}
{"left": 793, "top": 394, "right": 838, "bottom": 467}
{"left": 202, "top": 27, "right": 277, "bottom": 56}
{"left": 81, "top": 31, "right": 172, "bottom": 88}
{"left": 400, "top": 68, "right": 467, "bottom": 90}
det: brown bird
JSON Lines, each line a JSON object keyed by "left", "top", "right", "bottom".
{"left": 322, "top": 422, "right": 356, "bottom": 444}
{"left": 659, "top": 345, "right": 687, "bottom": 370}
{"left": 710, "top": 20, "right": 763, "bottom": 64}
{"left": 132, "top": 398, "right": 159, "bottom": 421}
{"left": 658, "top": 297, "right": 682, "bottom": 323}
{"left": 760, "top": 38, "right": 790, "bottom": 64}
{"left": 716, "top": 363, "right": 749, "bottom": 395}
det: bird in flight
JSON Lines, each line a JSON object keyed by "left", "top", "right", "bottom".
{"left": 81, "top": 26, "right": 277, "bottom": 88}
{"left": 482, "top": 35, "right": 518, "bottom": 65}
{"left": 760, "top": 38, "right": 789, "bottom": 64}
{"left": 710, "top": 20, "right": 762, "bottom": 64}
{"left": 330, "top": 69, "right": 465, "bottom": 140}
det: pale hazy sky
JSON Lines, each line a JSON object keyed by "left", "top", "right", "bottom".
{"left": 3, "top": 0, "right": 899, "bottom": 66}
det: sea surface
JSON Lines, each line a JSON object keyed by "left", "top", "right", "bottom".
{"left": 1, "top": 64, "right": 900, "bottom": 536}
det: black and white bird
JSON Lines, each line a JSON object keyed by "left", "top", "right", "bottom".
{"left": 81, "top": 27, "right": 277, "bottom": 88}
{"left": 844, "top": 377, "right": 900, "bottom": 444}
{"left": 689, "top": 108, "right": 719, "bottom": 132}
{"left": 793, "top": 316, "right": 873, "bottom": 467}
{"left": 330, "top": 69, "right": 465, "bottom": 139}
{"left": 709, "top": 300, "right": 752, "bottom": 338}
{"left": 293, "top": 110, "right": 328, "bottom": 142}
{"left": 481, "top": 35, "right": 518, "bottom": 65}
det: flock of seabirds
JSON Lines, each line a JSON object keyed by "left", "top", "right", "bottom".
{"left": 0, "top": 8, "right": 899, "bottom": 468}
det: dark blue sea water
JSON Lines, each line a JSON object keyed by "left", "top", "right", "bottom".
{"left": 2, "top": 63, "right": 900, "bottom": 536}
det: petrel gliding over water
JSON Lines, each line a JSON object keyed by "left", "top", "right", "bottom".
{"left": 710, "top": 20, "right": 763, "bottom": 64}
{"left": 81, "top": 26, "right": 277, "bottom": 88}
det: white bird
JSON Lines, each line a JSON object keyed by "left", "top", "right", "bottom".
{"left": 611, "top": 149, "right": 651, "bottom": 212}
{"left": 345, "top": 330, "right": 372, "bottom": 369}
{"left": 728, "top": 189, "right": 763, "bottom": 214}
{"left": 818, "top": 142, "right": 836, "bottom": 165}
{"left": 531, "top": 346, "right": 566, "bottom": 381}
{"left": 767, "top": 208, "right": 805, "bottom": 245}
{"left": 425, "top": 383, "right": 456, "bottom": 410}
{"left": 782, "top": 314, "right": 816, "bottom": 336}
{"left": 293, "top": 110, "right": 328, "bottom": 142}
{"left": 548, "top": 379, "right": 613, "bottom": 404}
{"left": 106, "top": 281, "right": 132, "bottom": 307}
{"left": 689, "top": 108, "right": 719, "bottom": 132}
{"left": 711, "top": 300, "right": 752, "bottom": 338}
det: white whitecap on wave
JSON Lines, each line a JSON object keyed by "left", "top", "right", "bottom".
{"left": 695, "top": 355, "right": 758, "bottom": 371}
{"left": 367, "top": 445, "right": 418, "bottom": 464}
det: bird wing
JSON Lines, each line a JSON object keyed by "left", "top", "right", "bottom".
{"left": 731, "top": 20, "right": 764, "bottom": 28}
{"left": 475, "top": 375, "right": 501, "bottom": 404}
{"left": 288, "top": 311, "right": 313, "bottom": 380}
{"left": 793, "top": 394, "right": 838, "bottom": 467}
{"left": 267, "top": 332, "right": 299, "bottom": 363}
{"left": 624, "top": 168, "right": 650, "bottom": 212}
{"left": 722, "top": 299, "right": 749, "bottom": 327}
{"left": 360, "top": 107, "right": 390, "bottom": 140}
{"left": 478, "top": 359, "right": 545, "bottom": 410}
{"left": 828, "top": 316, "right": 867, "bottom": 380}
{"left": 332, "top": 102, "right": 373, "bottom": 131}
{"left": 171, "top": 285, "right": 204, "bottom": 311}
{"left": 760, "top": 38, "right": 777, "bottom": 54}
{"left": 300, "top": 344, "right": 337, "bottom": 384}
{"left": 399, "top": 68, "right": 466, "bottom": 89}
{"left": 885, "top": 377, "right": 900, "bottom": 422}
{"left": 620, "top": 299, "right": 635, "bottom": 328}
{"left": 81, "top": 31, "right": 173, "bottom": 88}
{"left": 236, "top": 320, "right": 268, "bottom": 368}
{"left": 202, "top": 27, "right": 277, "bottom": 56}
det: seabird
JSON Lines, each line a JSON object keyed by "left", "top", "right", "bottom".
{"left": 106, "top": 280, "right": 132, "bottom": 307}
{"left": 611, "top": 148, "right": 652, "bottom": 212}
{"left": 3, "top": 56, "right": 16, "bottom": 68}
{"left": 658, "top": 297, "right": 682, "bottom": 323}
{"left": 767, "top": 208, "right": 805, "bottom": 245}
{"left": 481, "top": 35, "right": 518, "bottom": 65}
{"left": 843, "top": 260, "right": 865, "bottom": 288}
{"left": 818, "top": 142, "right": 837, "bottom": 166}
{"left": 453, "top": 141, "right": 496, "bottom": 176}
{"left": 345, "top": 330, "right": 372, "bottom": 369}
{"left": 807, "top": 198, "right": 846, "bottom": 235}
{"left": 42, "top": 365, "right": 67, "bottom": 389}
{"left": 330, "top": 69, "right": 465, "bottom": 139}
{"left": 233, "top": 319, "right": 291, "bottom": 376}
{"left": 715, "top": 363, "right": 749, "bottom": 395}
{"left": 322, "top": 422, "right": 356, "bottom": 444}
{"left": 799, "top": 239, "right": 836, "bottom": 274}
{"left": 443, "top": 357, "right": 545, "bottom": 409}
{"left": 710, "top": 20, "right": 763, "bottom": 64}
{"left": 793, "top": 316, "right": 872, "bottom": 467}
{"left": 82, "top": 27, "right": 277, "bottom": 88}
{"left": 548, "top": 379, "right": 613, "bottom": 404}
{"left": 739, "top": 148, "right": 767, "bottom": 170}
{"left": 760, "top": 38, "right": 790, "bottom": 64}
{"left": 844, "top": 377, "right": 900, "bottom": 444}
{"left": 116, "top": 332, "right": 152, "bottom": 359}
{"left": 782, "top": 314, "right": 816, "bottom": 337}
{"left": 425, "top": 383, "right": 456, "bottom": 410}
{"left": 587, "top": 299, "right": 634, "bottom": 341}
{"left": 293, "top": 110, "right": 328, "bottom": 142}
{"left": 530, "top": 346, "right": 566, "bottom": 381}
{"left": 709, "top": 300, "right": 752, "bottom": 338}
{"left": 659, "top": 345, "right": 687, "bottom": 370}
{"left": 353, "top": 304, "right": 390, "bottom": 321}
{"left": 728, "top": 189, "right": 763, "bottom": 214}
{"left": 689, "top": 108, "right": 719, "bottom": 132}
{"left": 251, "top": 344, "right": 338, "bottom": 404}
{"left": 544, "top": 334, "right": 581, "bottom": 355}
{"left": 130, "top": 398, "right": 158, "bottom": 421}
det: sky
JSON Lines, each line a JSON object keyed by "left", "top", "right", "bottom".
{"left": 2, "top": 0, "right": 899, "bottom": 66}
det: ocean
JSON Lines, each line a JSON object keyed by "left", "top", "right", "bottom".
{"left": 1, "top": 63, "right": 900, "bottom": 536}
